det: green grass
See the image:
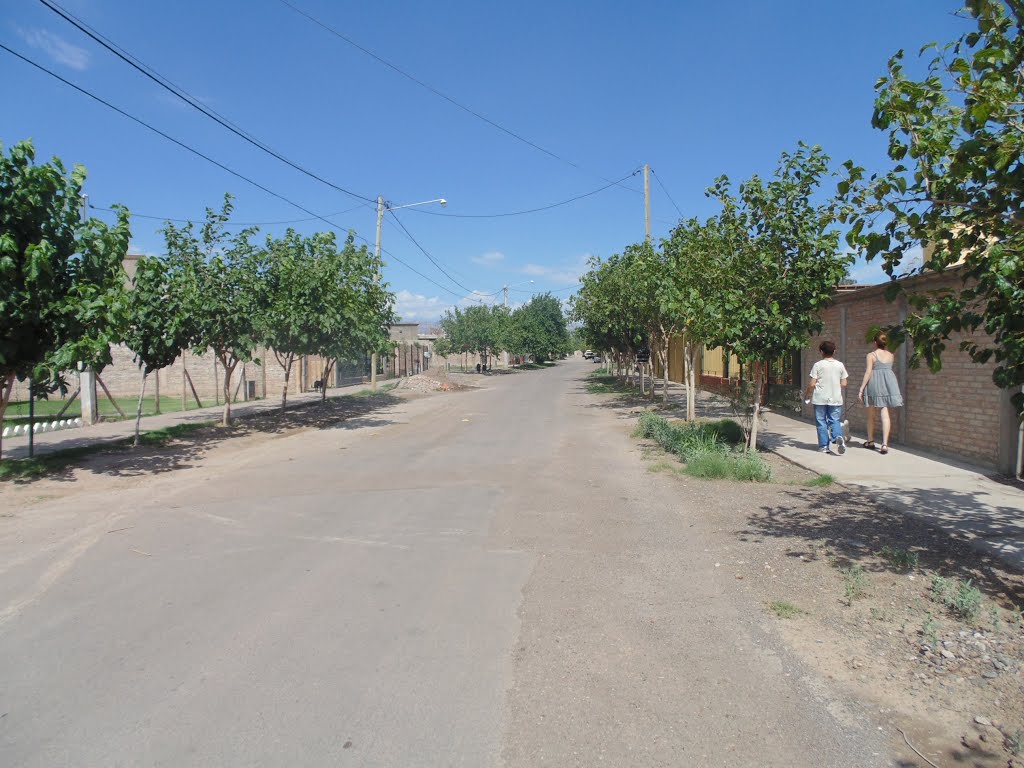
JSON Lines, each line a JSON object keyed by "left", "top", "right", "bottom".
{"left": 4, "top": 395, "right": 264, "bottom": 423}
{"left": 635, "top": 412, "right": 770, "bottom": 482}
{"left": 586, "top": 375, "right": 631, "bottom": 394}
{"left": 0, "top": 445, "right": 103, "bottom": 481}
{"left": 0, "top": 420, "right": 215, "bottom": 481}
{"left": 842, "top": 564, "right": 868, "bottom": 604}
{"left": 879, "top": 545, "right": 920, "bottom": 571}
{"left": 352, "top": 383, "right": 397, "bottom": 397}
{"left": 136, "top": 421, "right": 212, "bottom": 446}
{"left": 804, "top": 473, "right": 836, "bottom": 487}
{"left": 931, "top": 574, "right": 983, "bottom": 623}
{"left": 770, "top": 600, "right": 803, "bottom": 619}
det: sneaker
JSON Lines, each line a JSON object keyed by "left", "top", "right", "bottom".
{"left": 818, "top": 447, "right": 830, "bottom": 454}
{"left": 834, "top": 436, "right": 846, "bottom": 455}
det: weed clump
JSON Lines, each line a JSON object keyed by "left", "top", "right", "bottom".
{"left": 770, "top": 600, "right": 803, "bottom": 619}
{"left": 636, "top": 412, "right": 770, "bottom": 482}
{"left": 880, "top": 545, "right": 920, "bottom": 571}
{"left": 931, "top": 574, "right": 984, "bottom": 623}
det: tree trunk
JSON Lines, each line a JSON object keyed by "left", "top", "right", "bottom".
{"left": 661, "top": 341, "right": 670, "bottom": 405}
{"left": 687, "top": 345, "right": 697, "bottom": 421}
{"left": 748, "top": 362, "right": 764, "bottom": 452}
{"left": 277, "top": 351, "right": 295, "bottom": 414}
{"left": 221, "top": 356, "right": 237, "bottom": 426}
{"left": 0, "top": 372, "right": 15, "bottom": 461}
{"left": 133, "top": 368, "right": 148, "bottom": 447}
{"left": 322, "top": 359, "right": 336, "bottom": 404}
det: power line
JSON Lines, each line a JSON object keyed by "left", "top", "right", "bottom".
{"left": 0, "top": 42, "right": 465, "bottom": 299}
{"left": 275, "top": 0, "right": 578, "bottom": 168}
{"left": 408, "top": 170, "right": 640, "bottom": 219}
{"left": 273, "top": 0, "right": 643, "bottom": 195}
{"left": 650, "top": 168, "right": 684, "bottom": 218}
{"left": 88, "top": 202, "right": 367, "bottom": 227}
{"left": 36, "top": 0, "right": 378, "bottom": 206}
{"left": 386, "top": 211, "right": 476, "bottom": 295}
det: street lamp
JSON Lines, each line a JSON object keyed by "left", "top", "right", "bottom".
{"left": 502, "top": 279, "right": 534, "bottom": 307}
{"left": 371, "top": 195, "right": 448, "bottom": 390}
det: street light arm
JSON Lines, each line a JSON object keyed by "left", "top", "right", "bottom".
{"left": 386, "top": 198, "right": 447, "bottom": 211}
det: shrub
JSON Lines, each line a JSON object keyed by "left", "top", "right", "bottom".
{"left": 705, "top": 418, "right": 745, "bottom": 445}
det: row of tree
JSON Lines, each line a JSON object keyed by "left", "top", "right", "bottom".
{"left": 574, "top": 1, "right": 1024, "bottom": 446}
{"left": 434, "top": 293, "right": 571, "bottom": 366}
{"left": 0, "top": 140, "right": 396, "bottom": 456}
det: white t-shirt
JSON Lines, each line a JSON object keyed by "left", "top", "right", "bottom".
{"left": 809, "top": 358, "right": 849, "bottom": 405}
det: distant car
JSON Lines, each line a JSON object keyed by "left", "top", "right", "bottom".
{"left": 592, "top": 355, "right": 602, "bottom": 363}
{"left": 583, "top": 350, "right": 593, "bottom": 359}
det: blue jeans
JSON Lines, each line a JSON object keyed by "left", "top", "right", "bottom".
{"left": 814, "top": 405, "right": 842, "bottom": 449}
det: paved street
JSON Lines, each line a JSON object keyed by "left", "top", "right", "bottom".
{"left": 0, "top": 360, "right": 890, "bottom": 767}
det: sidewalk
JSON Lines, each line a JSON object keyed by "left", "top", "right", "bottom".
{"left": 1, "top": 381, "right": 376, "bottom": 461}
{"left": 758, "top": 405, "right": 1024, "bottom": 572}
{"left": 642, "top": 377, "right": 1024, "bottom": 572}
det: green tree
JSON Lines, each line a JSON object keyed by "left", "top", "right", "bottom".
{"left": 0, "top": 139, "right": 130, "bottom": 458}
{"left": 662, "top": 216, "right": 732, "bottom": 419}
{"left": 260, "top": 229, "right": 325, "bottom": 413}
{"left": 839, "top": 0, "right": 1024, "bottom": 417}
{"left": 704, "top": 144, "right": 850, "bottom": 449}
{"left": 440, "top": 304, "right": 508, "bottom": 369}
{"left": 123, "top": 256, "right": 191, "bottom": 445}
{"left": 163, "top": 196, "right": 265, "bottom": 427}
{"left": 507, "top": 293, "right": 569, "bottom": 363}
{"left": 312, "top": 233, "right": 394, "bottom": 402}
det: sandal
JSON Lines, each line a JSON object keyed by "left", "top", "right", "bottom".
{"left": 880, "top": 445, "right": 889, "bottom": 455}
{"left": 862, "top": 441, "right": 877, "bottom": 450}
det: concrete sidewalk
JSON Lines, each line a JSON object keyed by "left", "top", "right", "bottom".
{"left": 757, "top": 404, "right": 1024, "bottom": 571}
{"left": 647, "top": 378, "right": 1024, "bottom": 572}
{"left": 1, "top": 381, "right": 379, "bottom": 461}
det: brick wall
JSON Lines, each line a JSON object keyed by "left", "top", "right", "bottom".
{"left": 800, "top": 271, "right": 1009, "bottom": 469}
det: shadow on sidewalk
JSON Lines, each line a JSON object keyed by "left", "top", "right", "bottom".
{"left": 739, "top": 487, "right": 1024, "bottom": 604}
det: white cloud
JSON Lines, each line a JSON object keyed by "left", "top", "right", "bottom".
{"left": 393, "top": 289, "right": 451, "bottom": 321}
{"left": 471, "top": 250, "right": 504, "bottom": 266}
{"left": 520, "top": 252, "right": 590, "bottom": 286}
{"left": 393, "top": 288, "right": 510, "bottom": 321}
{"left": 16, "top": 27, "right": 91, "bottom": 71}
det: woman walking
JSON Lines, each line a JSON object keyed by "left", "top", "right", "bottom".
{"left": 857, "top": 332, "right": 903, "bottom": 454}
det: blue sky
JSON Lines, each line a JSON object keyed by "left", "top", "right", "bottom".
{"left": 2, "top": 0, "right": 966, "bottom": 322}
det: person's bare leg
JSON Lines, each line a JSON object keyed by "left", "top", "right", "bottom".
{"left": 880, "top": 407, "right": 891, "bottom": 447}
{"left": 865, "top": 406, "right": 876, "bottom": 444}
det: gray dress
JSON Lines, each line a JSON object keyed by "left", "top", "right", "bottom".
{"left": 864, "top": 352, "right": 903, "bottom": 407}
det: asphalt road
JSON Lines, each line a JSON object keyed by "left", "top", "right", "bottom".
{"left": 0, "top": 360, "right": 891, "bottom": 766}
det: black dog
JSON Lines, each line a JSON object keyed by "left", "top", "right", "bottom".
{"left": 313, "top": 379, "right": 323, "bottom": 392}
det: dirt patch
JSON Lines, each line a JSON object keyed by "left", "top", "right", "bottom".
{"left": 654, "top": 462, "right": 1024, "bottom": 766}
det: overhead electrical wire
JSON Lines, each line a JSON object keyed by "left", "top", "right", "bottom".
{"left": 386, "top": 211, "right": 477, "bottom": 296}
{"left": 36, "top": 0, "right": 378, "bottom": 206}
{"left": 408, "top": 170, "right": 641, "bottom": 219}
{"left": 88, "top": 202, "right": 368, "bottom": 228}
{"left": 650, "top": 168, "right": 684, "bottom": 219}
{"left": 0, "top": 42, "right": 466, "bottom": 299}
{"left": 273, "top": 0, "right": 644, "bottom": 195}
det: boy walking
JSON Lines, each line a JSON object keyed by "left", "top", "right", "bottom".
{"left": 804, "top": 341, "right": 849, "bottom": 454}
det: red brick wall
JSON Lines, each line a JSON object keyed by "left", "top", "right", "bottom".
{"left": 801, "top": 271, "right": 1004, "bottom": 468}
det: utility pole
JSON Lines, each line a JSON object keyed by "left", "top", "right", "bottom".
{"left": 371, "top": 195, "right": 385, "bottom": 391}
{"left": 503, "top": 285, "right": 509, "bottom": 308}
{"left": 644, "top": 163, "right": 651, "bottom": 242}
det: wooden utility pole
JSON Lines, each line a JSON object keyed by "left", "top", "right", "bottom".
{"left": 644, "top": 164, "right": 651, "bottom": 242}
{"left": 371, "top": 195, "right": 385, "bottom": 391}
